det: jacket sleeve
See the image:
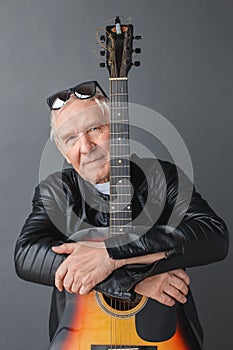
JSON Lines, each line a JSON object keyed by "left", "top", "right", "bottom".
{"left": 14, "top": 178, "right": 69, "bottom": 286}
{"left": 96, "top": 163, "right": 229, "bottom": 299}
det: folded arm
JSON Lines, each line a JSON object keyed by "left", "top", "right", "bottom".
{"left": 15, "top": 165, "right": 229, "bottom": 301}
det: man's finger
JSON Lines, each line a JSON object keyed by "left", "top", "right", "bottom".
{"left": 54, "top": 274, "right": 64, "bottom": 292}
{"left": 172, "top": 269, "right": 190, "bottom": 286}
{"left": 71, "top": 280, "right": 82, "bottom": 294}
{"left": 170, "top": 274, "right": 189, "bottom": 295}
{"left": 63, "top": 274, "right": 74, "bottom": 293}
{"left": 79, "top": 284, "right": 92, "bottom": 295}
{"left": 158, "top": 292, "right": 176, "bottom": 307}
{"left": 52, "top": 243, "right": 78, "bottom": 255}
{"left": 55, "top": 262, "right": 69, "bottom": 291}
{"left": 164, "top": 284, "right": 187, "bottom": 304}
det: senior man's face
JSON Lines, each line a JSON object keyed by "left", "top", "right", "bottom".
{"left": 53, "top": 98, "right": 110, "bottom": 184}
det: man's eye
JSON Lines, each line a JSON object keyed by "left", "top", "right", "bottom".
{"left": 65, "top": 135, "right": 76, "bottom": 144}
{"left": 88, "top": 127, "right": 100, "bottom": 133}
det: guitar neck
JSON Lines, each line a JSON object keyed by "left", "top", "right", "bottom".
{"left": 109, "top": 77, "right": 132, "bottom": 234}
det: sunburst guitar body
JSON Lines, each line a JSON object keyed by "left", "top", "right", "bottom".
{"left": 50, "top": 291, "right": 189, "bottom": 350}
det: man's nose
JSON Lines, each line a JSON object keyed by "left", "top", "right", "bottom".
{"left": 79, "top": 132, "right": 95, "bottom": 154}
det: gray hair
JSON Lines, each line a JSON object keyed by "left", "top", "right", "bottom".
{"left": 49, "top": 94, "right": 110, "bottom": 140}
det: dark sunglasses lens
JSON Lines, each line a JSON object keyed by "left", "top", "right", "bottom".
{"left": 50, "top": 91, "right": 69, "bottom": 110}
{"left": 74, "top": 82, "right": 96, "bottom": 99}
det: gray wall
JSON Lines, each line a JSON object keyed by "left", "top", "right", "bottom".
{"left": 1, "top": 0, "right": 232, "bottom": 349}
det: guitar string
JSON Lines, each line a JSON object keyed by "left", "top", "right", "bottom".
{"left": 122, "top": 78, "right": 124, "bottom": 350}
{"left": 110, "top": 74, "right": 112, "bottom": 350}
{"left": 122, "top": 79, "right": 130, "bottom": 350}
{"left": 119, "top": 28, "right": 133, "bottom": 348}
{"left": 121, "top": 78, "right": 129, "bottom": 350}
{"left": 118, "top": 79, "right": 128, "bottom": 350}
{"left": 123, "top": 79, "right": 131, "bottom": 350}
{"left": 110, "top": 77, "right": 113, "bottom": 350}
{"left": 122, "top": 79, "right": 128, "bottom": 350}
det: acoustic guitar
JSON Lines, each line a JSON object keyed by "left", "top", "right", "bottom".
{"left": 49, "top": 17, "right": 189, "bottom": 350}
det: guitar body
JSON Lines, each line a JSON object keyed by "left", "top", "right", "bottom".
{"left": 49, "top": 227, "right": 189, "bottom": 349}
{"left": 50, "top": 291, "right": 189, "bottom": 350}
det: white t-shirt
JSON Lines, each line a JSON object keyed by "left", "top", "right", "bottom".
{"left": 95, "top": 182, "right": 110, "bottom": 195}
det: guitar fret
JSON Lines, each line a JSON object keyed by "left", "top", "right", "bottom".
{"left": 110, "top": 93, "right": 128, "bottom": 95}
{"left": 109, "top": 202, "right": 131, "bottom": 204}
{"left": 110, "top": 155, "right": 130, "bottom": 158}
{"left": 110, "top": 210, "right": 131, "bottom": 213}
{"left": 110, "top": 211, "right": 132, "bottom": 214}
{"left": 110, "top": 132, "right": 129, "bottom": 134}
{"left": 110, "top": 219, "right": 131, "bottom": 222}
{"left": 110, "top": 208, "right": 131, "bottom": 211}
{"left": 110, "top": 175, "right": 130, "bottom": 177}
{"left": 110, "top": 226, "right": 132, "bottom": 229}
{"left": 111, "top": 106, "right": 128, "bottom": 109}
{"left": 110, "top": 194, "right": 131, "bottom": 198}
{"left": 110, "top": 145, "right": 130, "bottom": 147}
{"left": 110, "top": 203, "right": 131, "bottom": 205}
{"left": 110, "top": 225, "right": 132, "bottom": 228}
{"left": 110, "top": 193, "right": 131, "bottom": 196}
{"left": 110, "top": 119, "right": 129, "bottom": 123}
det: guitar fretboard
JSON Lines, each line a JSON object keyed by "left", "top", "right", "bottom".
{"left": 110, "top": 78, "right": 132, "bottom": 234}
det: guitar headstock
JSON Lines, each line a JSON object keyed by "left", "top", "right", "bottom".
{"left": 98, "top": 16, "right": 141, "bottom": 79}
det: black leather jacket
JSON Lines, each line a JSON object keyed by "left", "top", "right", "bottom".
{"left": 14, "top": 155, "right": 228, "bottom": 345}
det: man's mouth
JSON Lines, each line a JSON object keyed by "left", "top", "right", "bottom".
{"left": 84, "top": 157, "right": 105, "bottom": 165}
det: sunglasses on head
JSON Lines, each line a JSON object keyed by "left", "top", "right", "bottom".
{"left": 46, "top": 80, "right": 108, "bottom": 110}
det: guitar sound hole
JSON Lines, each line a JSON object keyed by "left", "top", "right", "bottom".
{"left": 103, "top": 294, "right": 142, "bottom": 311}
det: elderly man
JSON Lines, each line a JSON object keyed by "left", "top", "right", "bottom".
{"left": 15, "top": 80, "right": 228, "bottom": 349}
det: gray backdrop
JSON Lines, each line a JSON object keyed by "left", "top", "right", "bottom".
{"left": 0, "top": 0, "right": 232, "bottom": 349}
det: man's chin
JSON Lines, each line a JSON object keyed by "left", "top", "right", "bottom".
{"left": 75, "top": 157, "right": 109, "bottom": 183}
{"left": 81, "top": 166, "right": 109, "bottom": 185}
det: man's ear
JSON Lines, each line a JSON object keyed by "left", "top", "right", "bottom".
{"left": 55, "top": 138, "right": 71, "bottom": 164}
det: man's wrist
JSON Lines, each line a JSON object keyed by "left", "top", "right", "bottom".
{"left": 110, "top": 257, "right": 127, "bottom": 270}
{"left": 107, "top": 251, "right": 166, "bottom": 271}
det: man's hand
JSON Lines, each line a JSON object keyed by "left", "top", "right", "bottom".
{"left": 52, "top": 242, "right": 124, "bottom": 295}
{"left": 134, "top": 269, "right": 190, "bottom": 307}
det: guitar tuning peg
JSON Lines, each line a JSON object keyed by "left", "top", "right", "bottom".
{"left": 99, "top": 35, "right": 105, "bottom": 42}
{"left": 99, "top": 62, "right": 106, "bottom": 68}
{"left": 134, "top": 48, "right": 141, "bottom": 54}
{"left": 100, "top": 50, "right": 105, "bottom": 56}
{"left": 133, "top": 61, "right": 141, "bottom": 67}
{"left": 134, "top": 35, "right": 142, "bottom": 40}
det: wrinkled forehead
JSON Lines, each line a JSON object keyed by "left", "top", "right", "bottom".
{"left": 53, "top": 99, "right": 110, "bottom": 137}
